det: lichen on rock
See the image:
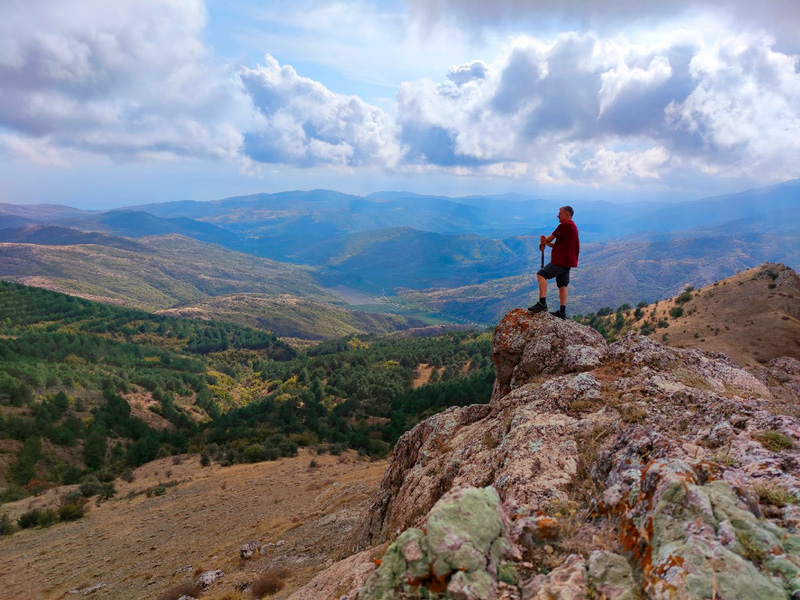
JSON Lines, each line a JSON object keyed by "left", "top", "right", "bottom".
{"left": 359, "top": 487, "right": 518, "bottom": 600}
{"left": 324, "top": 305, "right": 800, "bottom": 600}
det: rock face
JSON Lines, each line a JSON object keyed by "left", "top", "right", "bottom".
{"left": 296, "top": 309, "right": 800, "bottom": 600}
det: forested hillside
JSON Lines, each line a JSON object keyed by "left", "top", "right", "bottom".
{"left": 0, "top": 282, "right": 492, "bottom": 506}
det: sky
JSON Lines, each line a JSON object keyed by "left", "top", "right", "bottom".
{"left": 1, "top": 0, "right": 799, "bottom": 209}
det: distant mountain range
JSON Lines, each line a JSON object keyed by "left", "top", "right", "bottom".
{"left": 1, "top": 179, "right": 798, "bottom": 327}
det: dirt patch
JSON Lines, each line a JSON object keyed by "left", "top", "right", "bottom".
{"left": 0, "top": 450, "right": 387, "bottom": 600}
{"left": 412, "top": 364, "right": 444, "bottom": 389}
{"left": 123, "top": 391, "right": 174, "bottom": 431}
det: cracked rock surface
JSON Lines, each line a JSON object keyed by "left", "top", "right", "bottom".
{"left": 291, "top": 308, "right": 800, "bottom": 600}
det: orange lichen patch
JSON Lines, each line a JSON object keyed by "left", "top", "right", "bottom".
{"left": 406, "top": 563, "right": 451, "bottom": 593}
{"left": 374, "top": 559, "right": 382, "bottom": 566}
{"left": 536, "top": 517, "right": 560, "bottom": 540}
{"left": 650, "top": 554, "right": 686, "bottom": 578}
{"left": 693, "top": 460, "right": 723, "bottom": 483}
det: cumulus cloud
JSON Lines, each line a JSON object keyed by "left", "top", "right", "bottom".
{"left": 408, "top": 0, "right": 800, "bottom": 50}
{"left": 1, "top": 0, "right": 798, "bottom": 189}
{"left": 0, "top": 0, "right": 247, "bottom": 164}
{"left": 395, "top": 30, "right": 800, "bottom": 184}
{"left": 239, "top": 55, "right": 403, "bottom": 167}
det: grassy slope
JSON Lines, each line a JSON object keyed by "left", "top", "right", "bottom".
{"left": 0, "top": 234, "right": 328, "bottom": 311}
{"left": 0, "top": 450, "right": 386, "bottom": 600}
{"left": 576, "top": 263, "right": 800, "bottom": 367}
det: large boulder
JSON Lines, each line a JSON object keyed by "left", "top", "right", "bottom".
{"left": 492, "top": 309, "right": 607, "bottom": 400}
{"left": 358, "top": 487, "right": 519, "bottom": 600}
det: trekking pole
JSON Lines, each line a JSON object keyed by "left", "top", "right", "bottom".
{"left": 541, "top": 247, "right": 544, "bottom": 269}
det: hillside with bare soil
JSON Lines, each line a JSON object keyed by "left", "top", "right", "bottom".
{"left": 641, "top": 263, "right": 800, "bottom": 367}
{"left": 0, "top": 450, "right": 386, "bottom": 600}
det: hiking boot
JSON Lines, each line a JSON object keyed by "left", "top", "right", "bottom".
{"left": 528, "top": 301, "right": 548, "bottom": 313}
{"left": 549, "top": 309, "right": 566, "bottom": 319}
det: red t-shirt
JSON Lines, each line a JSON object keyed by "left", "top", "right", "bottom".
{"left": 551, "top": 219, "right": 580, "bottom": 268}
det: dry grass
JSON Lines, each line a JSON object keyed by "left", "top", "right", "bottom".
{"left": 0, "top": 450, "right": 387, "bottom": 599}
{"left": 158, "top": 580, "right": 202, "bottom": 600}
{"left": 755, "top": 430, "right": 794, "bottom": 452}
{"left": 638, "top": 264, "right": 800, "bottom": 368}
{"left": 251, "top": 568, "right": 290, "bottom": 598}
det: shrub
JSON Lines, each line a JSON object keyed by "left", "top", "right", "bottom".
{"left": 18, "top": 508, "right": 58, "bottom": 529}
{"left": 675, "top": 291, "right": 692, "bottom": 304}
{"left": 756, "top": 430, "right": 794, "bottom": 452}
{"left": 157, "top": 581, "right": 202, "bottom": 600}
{"left": 99, "top": 482, "right": 117, "bottom": 500}
{"left": 251, "top": 569, "right": 289, "bottom": 598}
{"left": 657, "top": 320, "right": 669, "bottom": 328}
{"left": 0, "top": 486, "right": 28, "bottom": 504}
{"left": 37, "top": 508, "right": 59, "bottom": 527}
{"left": 121, "top": 470, "right": 135, "bottom": 483}
{"left": 768, "top": 283, "right": 777, "bottom": 289}
{"left": 0, "top": 513, "right": 14, "bottom": 536}
{"left": 754, "top": 485, "right": 799, "bottom": 507}
{"left": 243, "top": 444, "right": 269, "bottom": 463}
{"left": 79, "top": 476, "right": 103, "bottom": 498}
{"left": 17, "top": 509, "right": 40, "bottom": 529}
{"left": 58, "top": 499, "right": 87, "bottom": 521}
{"left": 200, "top": 452, "right": 211, "bottom": 467}
{"left": 669, "top": 306, "right": 684, "bottom": 318}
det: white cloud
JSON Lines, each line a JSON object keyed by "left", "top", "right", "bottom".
{"left": 0, "top": 0, "right": 798, "bottom": 191}
{"left": 394, "top": 29, "right": 800, "bottom": 184}
{"left": 239, "top": 55, "right": 403, "bottom": 167}
{"left": 666, "top": 33, "right": 800, "bottom": 178}
{"left": 0, "top": 0, "right": 247, "bottom": 164}
{"left": 584, "top": 146, "right": 670, "bottom": 181}
{"left": 0, "top": 133, "right": 69, "bottom": 166}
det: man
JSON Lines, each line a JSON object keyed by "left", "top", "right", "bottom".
{"left": 529, "top": 206, "right": 579, "bottom": 319}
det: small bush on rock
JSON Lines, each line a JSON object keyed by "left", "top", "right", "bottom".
{"left": 754, "top": 485, "right": 800, "bottom": 507}
{"left": 756, "top": 430, "right": 794, "bottom": 451}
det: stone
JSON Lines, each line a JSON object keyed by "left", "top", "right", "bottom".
{"left": 492, "top": 309, "right": 607, "bottom": 399}
{"left": 308, "top": 300, "right": 800, "bottom": 600}
{"left": 520, "top": 554, "right": 587, "bottom": 600}
{"left": 287, "top": 548, "right": 378, "bottom": 600}
{"left": 358, "top": 487, "right": 517, "bottom": 600}
{"left": 197, "top": 570, "right": 224, "bottom": 589}
{"left": 587, "top": 551, "right": 637, "bottom": 600}
{"left": 239, "top": 541, "right": 261, "bottom": 559}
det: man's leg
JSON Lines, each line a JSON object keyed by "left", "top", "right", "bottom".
{"left": 529, "top": 268, "right": 552, "bottom": 312}
{"left": 549, "top": 270, "right": 570, "bottom": 319}
{"left": 538, "top": 274, "right": 548, "bottom": 298}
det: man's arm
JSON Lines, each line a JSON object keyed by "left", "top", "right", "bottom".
{"left": 539, "top": 233, "right": 556, "bottom": 250}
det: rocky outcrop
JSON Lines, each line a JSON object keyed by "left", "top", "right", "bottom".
{"left": 299, "top": 309, "right": 800, "bottom": 600}
{"left": 491, "top": 308, "right": 607, "bottom": 400}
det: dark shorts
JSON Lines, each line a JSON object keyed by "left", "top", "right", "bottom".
{"left": 538, "top": 262, "right": 571, "bottom": 287}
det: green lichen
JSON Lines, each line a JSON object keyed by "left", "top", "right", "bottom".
{"left": 648, "top": 478, "right": 800, "bottom": 598}
{"left": 359, "top": 487, "right": 509, "bottom": 600}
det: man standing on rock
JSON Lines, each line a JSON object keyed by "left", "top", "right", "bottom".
{"left": 529, "top": 206, "right": 580, "bottom": 319}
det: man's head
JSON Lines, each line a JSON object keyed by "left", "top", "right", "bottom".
{"left": 558, "top": 206, "right": 574, "bottom": 222}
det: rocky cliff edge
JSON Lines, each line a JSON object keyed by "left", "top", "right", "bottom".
{"left": 290, "top": 308, "right": 800, "bottom": 600}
